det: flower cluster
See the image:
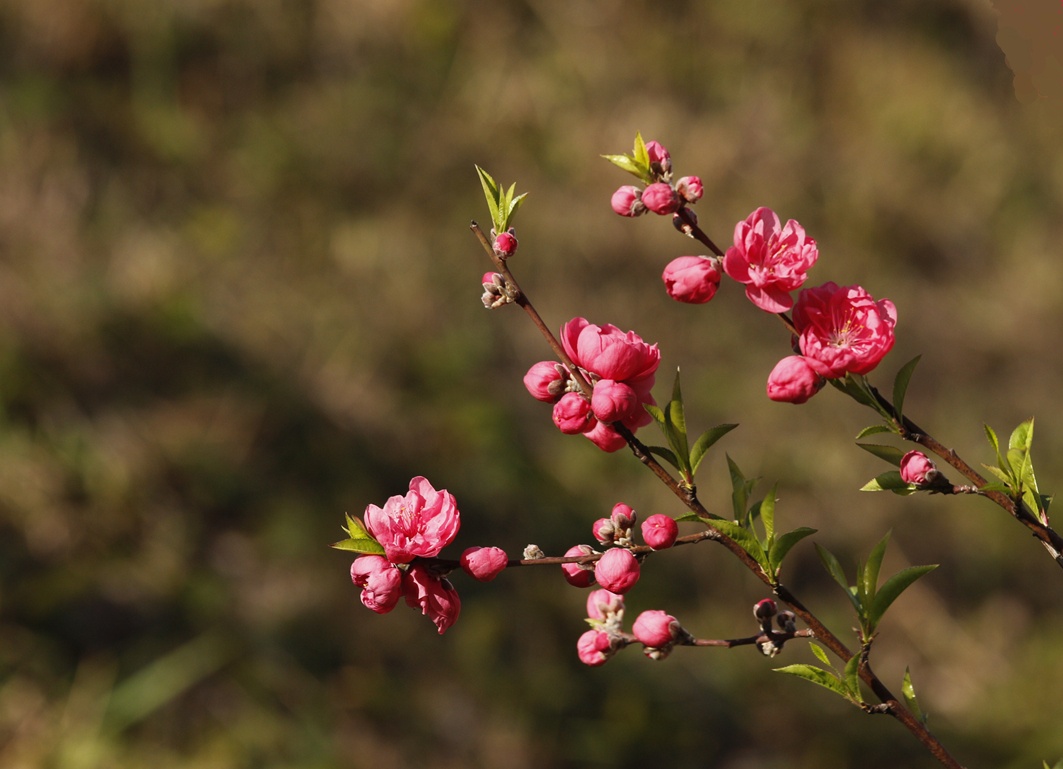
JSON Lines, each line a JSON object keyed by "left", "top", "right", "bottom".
{"left": 349, "top": 477, "right": 509, "bottom": 634}
{"left": 577, "top": 588, "right": 692, "bottom": 666}
{"left": 610, "top": 140, "right": 704, "bottom": 219}
{"left": 525, "top": 317, "right": 661, "bottom": 452}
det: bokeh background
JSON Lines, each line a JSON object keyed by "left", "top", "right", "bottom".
{"left": 2, "top": 0, "right": 1062, "bottom": 767}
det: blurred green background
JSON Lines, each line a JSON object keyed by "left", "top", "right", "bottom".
{"left": 2, "top": 0, "right": 1062, "bottom": 767}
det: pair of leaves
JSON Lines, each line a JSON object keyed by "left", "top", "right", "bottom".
{"left": 839, "top": 355, "right": 921, "bottom": 438}
{"left": 854, "top": 356, "right": 928, "bottom": 495}
{"left": 775, "top": 642, "right": 863, "bottom": 706}
{"left": 475, "top": 166, "right": 528, "bottom": 236}
{"left": 600, "top": 131, "right": 656, "bottom": 186}
{"left": 983, "top": 419, "right": 1051, "bottom": 524}
{"left": 816, "top": 531, "right": 936, "bottom": 641}
{"left": 330, "top": 514, "right": 385, "bottom": 556}
{"left": 643, "top": 369, "right": 737, "bottom": 491}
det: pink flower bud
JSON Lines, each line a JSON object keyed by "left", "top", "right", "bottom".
{"left": 524, "top": 361, "right": 565, "bottom": 403}
{"left": 562, "top": 544, "right": 597, "bottom": 587}
{"left": 590, "top": 379, "right": 638, "bottom": 424}
{"left": 577, "top": 629, "right": 616, "bottom": 666}
{"left": 586, "top": 588, "right": 625, "bottom": 621}
{"left": 676, "top": 176, "right": 703, "bottom": 203}
{"left": 493, "top": 230, "right": 518, "bottom": 258}
{"left": 592, "top": 517, "right": 616, "bottom": 545}
{"left": 644, "top": 140, "right": 672, "bottom": 175}
{"left": 900, "top": 450, "right": 938, "bottom": 485}
{"left": 776, "top": 610, "right": 797, "bottom": 634}
{"left": 632, "top": 609, "right": 680, "bottom": 648}
{"left": 350, "top": 555, "right": 403, "bottom": 614}
{"left": 662, "top": 256, "right": 721, "bottom": 304}
{"left": 610, "top": 502, "right": 636, "bottom": 530}
{"left": 641, "top": 514, "right": 678, "bottom": 550}
{"left": 460, "top": 546, "right": 508, "bottom": 582}
{"left": 766, "top": 355, "right": 829, "bottom": 404}
{"left": 594, "top": 547, "right": 640, "bottom": 594}
{"left": 403, "top": 563, "right": 461, "bottom": 634}
{"left": 641, "top": 182, "right": 680, "bottom": 215}
{"left": 552, "top": 392, "right": 593, "bottom": 434}
{"left": 753, "top": 598, "right": 778, "bottom": 621}
{"left": 611, "top": 185, "right": 645, "bottom": 217}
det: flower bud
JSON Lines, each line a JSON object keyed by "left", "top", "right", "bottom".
{"left": 591, "top": 379, "right": 638, "bottom": 423}
{"left": 662, "top": 255, "right": 721, "bottom": 304}
{"left": 611, "top": 185, "right": 646, "bottom": 217}
{"left": 460, "top": 546, "right": 508, "bottom": 582}
{"left": 552, "top": 392, "right": 593, "bottom": 434}
{"left": 586, "top": 588, "right": 625, "bottom": 621}
{"left": 524, "top": 361, "right": 566, "bottom": 403}
{"left": 593, "top": 547, "right": 640, "bottom": 594}
{"left": 561, "top": 544, "right": 597, "bottom": 587}
{"left": 766, "top": 355, "right": 829, "bottom": 404}
{"left": 493, "top": 229, "right": 518, "bottom": 258}
{"left": 676, "top": 176, "right": 703, "bottom": 203}
{"left": 592, "top": 517, "right": 616, "bottom": 545}
{"left": 641, "top": 513, "right": 679, "bottom": 550}
{"left": 776, "top": 610, "right": 797, "bottom": 634}
{"left": 753, "top": 598, "right": 778, "bottom": 622}
{"left": 899, "top": 450, "right": 939, "bottom": 485}
{"left": 644, "top": 140, "right": 672, "bottom": 176}
{"left": 641, "top": 182, "right": 680, "bottom": 215}
{"left": 350, "top": 555, "right": 403, "bottom": 614}
{"left": 577, "top": 629, "right": 617, "bottom": 666}
{"left": 632, "top": 609, "right": 680, "bottom": 649}
{"left": 609, "top": 502, "right": 636, "bottom": 530}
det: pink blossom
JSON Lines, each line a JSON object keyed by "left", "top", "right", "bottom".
{"left": 676, "top": 176, "right": 703, "bottom": 203}
{"left": 723, "top": 207, "right": 818, "bottom": 313}
{"left": 350, "top": 555, "right": 403, "bottom": 614}
{"left": 794, "top": 282, "right": 897, "bottom": 377}
{"left": 493, "top": 230, "right": 518, "bottom": 258}
{"left": 766, "top": 355, "right": 829, "bottom": 404}
{"left": 460, "top": 546, "right": 508, "bottom": 582}
{"left": 403, "top": 563, "right": 461, "bottom": 634}
{"left": 900, "top": 451, "right": 938, "bottom": 485}
{"left": 632, "top": 610, "right": 680, "bottom": 649}
{"left": 662, "top": 256, "right": 721, "bottom": 304}
{"left": 553, "top": 392, "right": 593, "bottom": 434}
{"left": 560, "top": 318, "right": 660, "bottom": 392}
{"left": 641, "top": 182, "right": 680, "bottom": 215}
{"left": 641, "top": 514, "right": 678, "bottom": 550}
{"left": 583, "top": 422, "right": 629, "bottom": 452}
{"left": 586, "top": 589, "right": 625, "bottom": 621}
{"left": 594, "top": 548, "right": 640, "bottom": 594}
{"left": 562, "top": 544, "right": 597, "bottom": 587}
{"left": 363, "top": 476, "right": 460, "bottom": 565}
{"left": 523, "top": 361, "right": 565, "bottom": 403}
{"left": 577, "top": 629, "right": 616, "bottom": 666}
{"left": 611, "top": 185, "right": 645, "bottom": 217}
{"left": 644, "top": 140, "right": 671, "bottom": 173}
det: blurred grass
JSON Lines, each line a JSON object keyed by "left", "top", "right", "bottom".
{"left": 1, "top": 0, "right": 1062, "bottom": 767}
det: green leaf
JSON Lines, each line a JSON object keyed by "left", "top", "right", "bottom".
{"left": 689, "top": 423, "right": 739, "bottom": 476}
{"left": 984, "top": 424, "right": 1012, "bottom": 481}
{"left": 759, "top": 483, "right": 778, "bottom": 541}
{"left": 867, "top": 564, "right": 938, "bottom": 630}
{"left": 774, "top": 663, "right": 850, "bottom": 699}
{"left": 809, "top": 642, "right": 833, "bottom": 668}
{"left": 861, "top": 531, "right": 891, "bottom": 604}
{"left": 902, "top": 667, "right": 927, "bottom": 725}
{"left": 632, "top": 131, "right": 650, "bottom": 168}
{"left": 860, "top": 471, "right": 915, "bottom": 494}
{"left": 856, "top": 424, "right": 894, "bottom": 439}
{"left": 600, "top": 132, "right": 655, "bottom": 185}
{"left": 709, "top": 518, "right": 769, "bottom": 573}
{"left": 329, "top": 537, "right": 386, "bottom": 555}
{"left": 842, "top": 652, "right": 863, "bottom": 701}
{"left": 475, "top": 165, "right": 503, "bottom": 232}
{"left": 856, "top": 443, "right": 907, "bottom": 466}
{"left": 815, "top": 544, "right": 862, "bottom": 616}
{"left": 664, "top": 397, "right": 690, "bottom": 466}
{"left": 727, "top": 455, "right": 757, "bottom": 524}
{"left": 829, "top": 373, "right": 882, "bottom": 411}
{"left": 644, "top": 403, "right": 666, "bottom": 427}
{"left": 645, "top": 444, "right": 680, "bottom": 471}
{"left": 892, "top": 355, "right": 921, "bottom": 422}
{"left": 769, "top": 527, "right": 818, "bottom": 575}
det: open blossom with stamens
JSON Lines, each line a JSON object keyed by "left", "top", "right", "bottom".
{"left": 794, "top": 282, "right": 897, "bottom": 377}
{"left": 363, "top": 476, "right": 460, "bottom": 564}
{"left": 723, "top": 207, "right": 818, "bottom": 313}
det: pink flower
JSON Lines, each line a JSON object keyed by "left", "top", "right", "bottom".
{"left": 900, "top": 451, "right": 938, "bottom": 485}
{"left": 794, "top": 282, "right": 897, "bottom": 377}
{"left": 363, "top": 476, "right": 460, "bottom": 565}
{"left": 723, "top": 207, "right": 818, "bottom": 313}
{"left": 560, "top": 318, "right": 659, "bottom": 392}
{"left": 676, "top": 176, "right": 703, "bottom": 203}
{"left": 641, "top": 182, "right": 680, "bottom": 215}
{"left": 594, "top": 548, "right": 640, "bottom": 594}
{"left": 350, "top": 555, "right": 403, "bottom": 614}
{"left": 583, "top": 421, "right": 629, "bottom": 452}
{"left": 632, "top": 610, "right": 680, "bottom": 649}
{"left": 460, "top": 546, "right": 508, "bottom": 582}
{"left": 553, "top": 392, "right": 594, "bottom": 434}
{"left": 523, "top": 361, "right": 565, "bottom": 403}
{"left": 403, "top": 563, "right": 461, "bottom": 634}
{"left": 641, "top": 514, "right": 678, "bottom": 550}
{"left": 611, "top": 185, "right": 645, "bottom": 217}
{"left": 766, "top": 355, "right": 829, "bottom": 404}
{"left": 562, "top": 544, "right": 597, "bottom": 587}
{"left": 577, "top": 629, "right": 617, "bottom": 666}
{"left": 662, "top": 256, "right": 721, "bottom": 304}
{"left": 493, "top": 230, "right": 518, "bottom": 258}
{"left": 586, "top": 589, "right": 625, "bottom": 621}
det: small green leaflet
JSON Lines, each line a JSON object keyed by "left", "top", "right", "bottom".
{"left": 902, "top": 667, "right": 927, "bottom": 725}
{"left": 601, "top": 131, "right": 656, "bottom": 185}
{"left": 330, "top": 513, "right": 385, "bottom": 555}
{"left": 775, "top": 643, "right": 862, "bottom": 704}
{"left": 475, "top": 165, "right": 528, "bottom": 235}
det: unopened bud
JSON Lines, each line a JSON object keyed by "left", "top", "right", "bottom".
{"left": 493, "top": 229, "right": 518, "bottom": 258}
{"left": 776, "top": 610, "right": 797, "bottom": 634}
{"left": 754, "top": 598, "right": 778, "bottom": 622}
